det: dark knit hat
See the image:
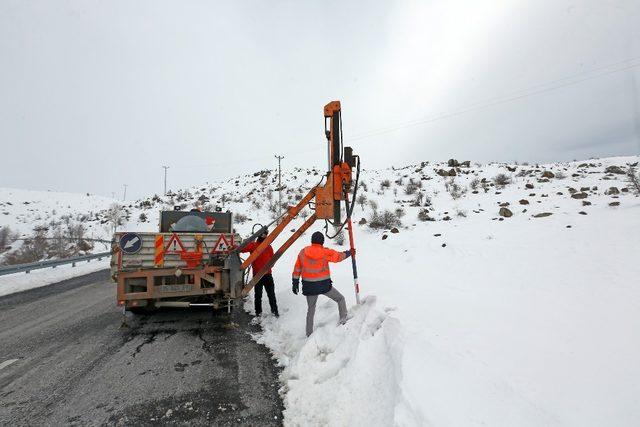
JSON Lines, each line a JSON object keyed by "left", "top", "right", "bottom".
{"left": 311, "top": 231, "right": 325, "bottom": 245}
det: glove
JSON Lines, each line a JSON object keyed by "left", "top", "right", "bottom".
{"left": 343, "top": 249, "right": 355, "bottom": 258}
{"left": 292, "top": 278, "right": 299, "bottom": 295}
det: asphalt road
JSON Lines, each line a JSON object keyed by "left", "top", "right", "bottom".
{"left": 0, "top": 270, "right": 284, "bottom": 426}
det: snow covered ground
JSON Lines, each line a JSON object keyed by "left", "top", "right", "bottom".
{"left": 0, "top": 258, "right": 110, "bottom": 297}
{"left": 1, "top": 155, "right": 639, "bottom": 425}
{"left": 0, "top": 187, "right": 117, "bottom": 239}
{"left": 244, "top": 156, "right": 640, "bottom": 426}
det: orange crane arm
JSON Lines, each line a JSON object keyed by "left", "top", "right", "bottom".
{"left": 240, "top": 188, "right": 316, "bottom": 271}
{"left": 236, "top": 100, "right": 359, "bottom": 298}
{"left": 241, "top": 213, "right": 317, "bottom": 297}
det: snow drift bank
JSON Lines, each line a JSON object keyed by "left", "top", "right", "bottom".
{"left": 248, "top": 295, "right": 420, "bottom": 426}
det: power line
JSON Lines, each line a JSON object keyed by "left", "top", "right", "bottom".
{"left": 347, "top": 56, "right": 640, "bottom": 142}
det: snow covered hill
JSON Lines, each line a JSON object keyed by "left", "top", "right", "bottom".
{"left": 0, "top": 188, "right": 117, "bottom": 239}
{"left": 1, "top": 155, "right": 639, "bottom": 425}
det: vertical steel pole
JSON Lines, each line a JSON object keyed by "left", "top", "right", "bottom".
{"left": 275, "top": 155, "right": 284, "bottom": 221}
{"left": 344, "top": 193, "right": 361, "bottom": 305}
{"left": 162, "top": 165, "right": 169, "bottom": 195}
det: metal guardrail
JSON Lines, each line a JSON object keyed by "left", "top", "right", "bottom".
{"left": 0, "top": 251, "right": 112, "bottom": 276}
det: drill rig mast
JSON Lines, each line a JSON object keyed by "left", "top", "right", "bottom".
{"left": 237, "top": 100, "right": 361, "bottom": 302}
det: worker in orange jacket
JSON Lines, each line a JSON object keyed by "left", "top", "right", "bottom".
{"left": 241, "top": 229, "right": 278, "bottom": 317}
{"left": 292, "top": 231, "right": 353, "bottom": 337}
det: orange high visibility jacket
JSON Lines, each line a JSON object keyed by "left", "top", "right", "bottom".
{"left": 292, "top": 243, "right": 347, "bottom": 282}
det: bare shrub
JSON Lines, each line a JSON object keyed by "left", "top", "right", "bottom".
{"left": 4, "top": 228, "right": 49, "bottom": 264}
{"left": 380, "top": 179, "right": 391, "bottom": 189}
{"left": 139, "top": 213, "right": 148, "bottom": 222}
{"left": 395, "top": 207, "right": 406, "bottom": 219}
{"left": 493, "top": 173, "right": 512, "bottom": 187}
{"left": 627, "top": 166, "right": 640, "bottom": 195}
{"left": 411, "top": 191, "right": 424, "bottom": 207}
{"left": 68, "top": 223, "right": 92, "bottom": 254}
{"left": 50, "top": 225, "right": 70, "bottom": 258}
{"left": 456, "top": 209, "right": 467, "bottom": 218}
{"left": 369, "top": 209, "right": 401, "bottom": 229}
{"left": 445, "top": 178, "right": 467, "bottom": 199}
{"left": 555, "top": 171, "right": 567, "bottom": 179}
{"left": 405, "top": 180, "right": 420, "bottom": 195}
{"left": 334, "top": 228, "right": 345, "bottom": 245}
{"left": 267, "top": 199, "right": 278, "bottom": 214}
{"left": 105, "top": 203, "right": 125, "bottom": 234}
{"left": 234, "top": 213, "right": 248, "bottom": 224}
{"left": 417, "top": 209, "right": 432, "bottom": 222}
{"left": 356, "top": 194, "right": 368, "bottom": 211}
{"left": 0, "top": 226, "right": 14, "bottom": 251}
{"left": 470, "top": 178, "right": 480, "bottom": 191}
{"left": 368, "top": 200, "right": 378, "bottom": 212}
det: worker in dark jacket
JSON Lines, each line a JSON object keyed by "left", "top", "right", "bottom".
{"left": 241, "top": 229, "right": 278, "bottom": 317}
{"left": 292, "top": 231, "right": 353, "bottom": 336}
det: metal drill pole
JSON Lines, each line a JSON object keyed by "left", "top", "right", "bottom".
{"left": 344, "top": 193, "right": 361, "bottom": 305}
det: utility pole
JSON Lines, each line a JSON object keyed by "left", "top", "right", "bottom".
{"left": 162, "top": 165, "right": 170, "bottom": 195}
{"left": 275, "top": 155, "right": 284, "bottom": 220}
{"left": 122, "top": 184, "right": 128, "bottom": 202}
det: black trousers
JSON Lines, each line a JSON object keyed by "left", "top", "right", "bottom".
{"left": 254, "top": 273, "right": 278, "bottom": 315}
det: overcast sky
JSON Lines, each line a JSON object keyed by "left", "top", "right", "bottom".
{"left": 1, "top": 0, "right": 639, "bottom": 199}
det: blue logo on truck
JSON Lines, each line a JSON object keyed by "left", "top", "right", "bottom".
{"left": 119, "top": 233, "right": 143, "bottom": 254}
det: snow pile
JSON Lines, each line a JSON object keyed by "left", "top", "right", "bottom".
{"left": 249, "top": 295, "right": 419, "bottom": 426}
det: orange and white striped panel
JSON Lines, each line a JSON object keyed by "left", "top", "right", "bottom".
{"left": 154, "top": 234, "right": 164, "bottom": 267}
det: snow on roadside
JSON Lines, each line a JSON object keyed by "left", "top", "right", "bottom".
{"left": 0, "top": 259, "right": 110, "bottom": 297}
{"left": 247, "top": 294, "right": 420, "bottom": 426}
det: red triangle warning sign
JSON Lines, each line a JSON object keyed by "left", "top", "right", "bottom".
{"left": 212, "top": 234, "right": 231, "bottom": 253}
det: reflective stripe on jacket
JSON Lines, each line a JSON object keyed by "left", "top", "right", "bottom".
{"left": 292, "top": 243, "right": 346, "bottom": 282}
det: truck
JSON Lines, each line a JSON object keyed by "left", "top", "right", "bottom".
{"left": 111, "top": 100, "right": 363, "bottom": 313}
{"left": 111, "top": 209, "right": 245, "bottom": 313}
